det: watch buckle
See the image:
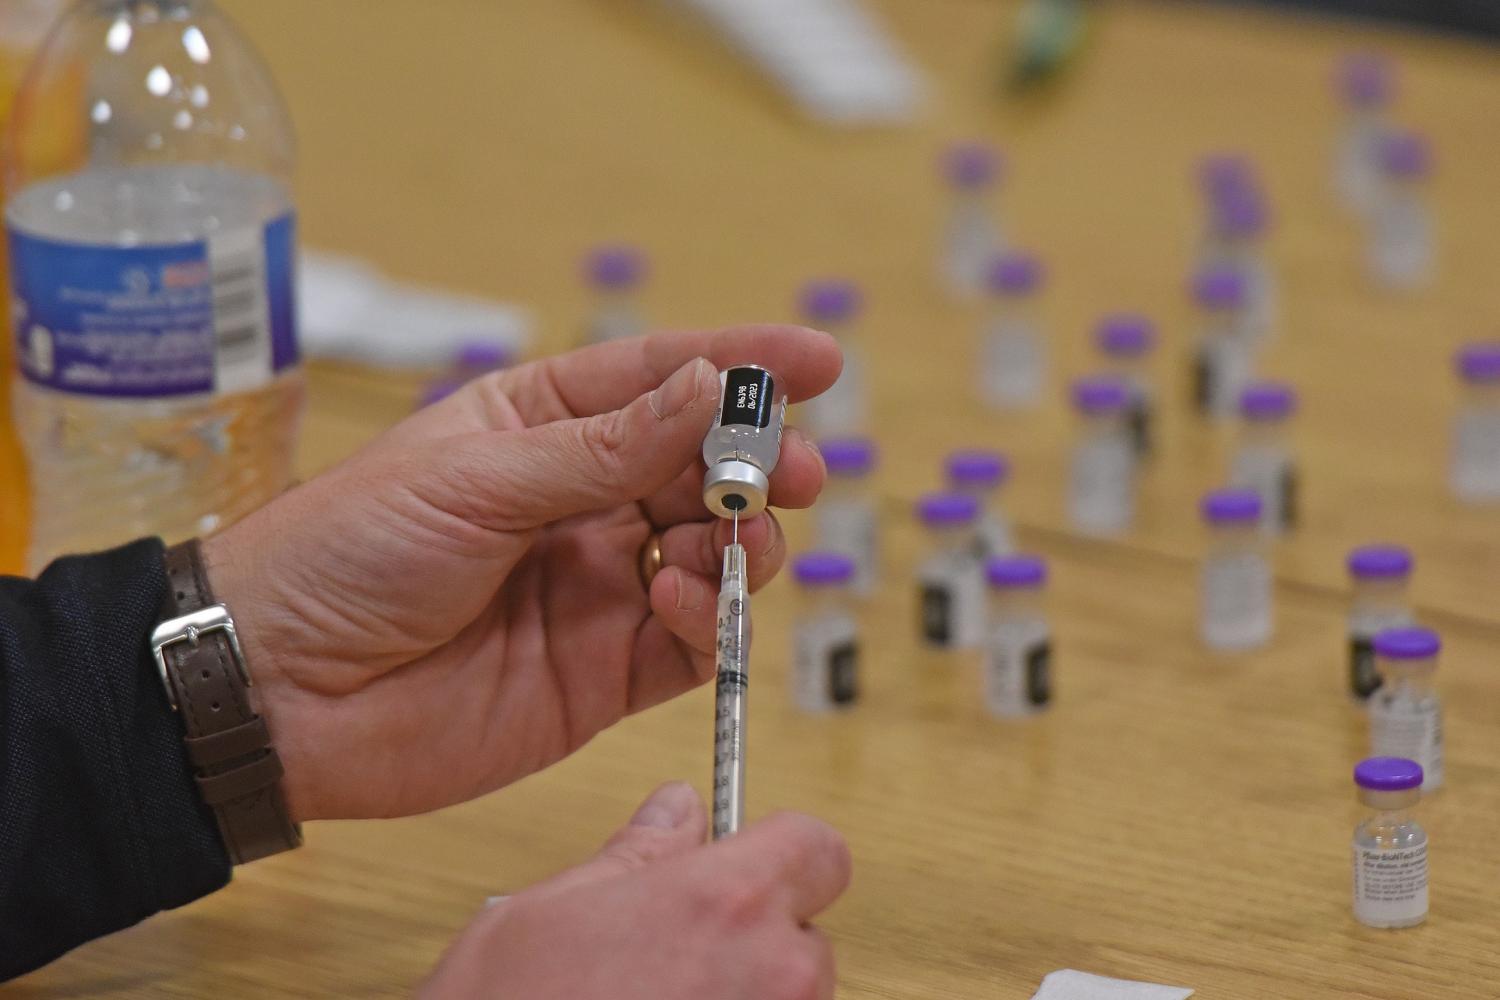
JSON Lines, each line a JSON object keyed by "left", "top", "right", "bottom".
{"left": 150, "top": 604, "right": 251, "bottom": 712}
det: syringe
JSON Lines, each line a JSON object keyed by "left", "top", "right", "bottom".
{"left": 712, "top": 516, "right": 749, "bottom": 839}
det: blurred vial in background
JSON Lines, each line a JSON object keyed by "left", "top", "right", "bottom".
{"left": 945, "top": 449, "right": 1012, "bottom": 560}
{"left": 1346, "top": 545, "right": 1415, "bottom": 703}
{"left": 1068, "top": 376, "right": 1135, "bottom": 537}
{"left": 1367, "top": 131, "right": 1433, "bottom": 292}
{"left": 982, "top": 554, "right": 1051, "bottom": 718}
{"left": 814, "top": 437, "right": 879, "bottom": 597}
{"left": 915, "top": 492, "right": 985, "bottom": 651}
{"left": 1199, "top": 489, "right": 1272, "bottom": 651}
{"left": 7, "top": 0, "right": 302, "bottom": 572}
{"left": 1449, "top": 343, "right": 1500, "bottom": 503}
{"left": 799, "top": 279, "right": 868, "bottom": 436}
{"left": 582, "top": 245, "right": 647, "bottom": 345}
{"left": 1351, "top": 757, "right": 1428, "bottom": 930}
{"left": 1189, "top": 266, "right": 1255, "bottom": 420}
{"left": 1093, "top": 314, "right": 1157, "bottom": 459}
{"left": 1230, "top": 381, "right": 1298, "bottom": 536}
{"left": 416, "top": 338, "right": 517, "bottom": 409}
{"left": 977, "top": 250, "right": 1046, "bottom": 409}
{"left": 938, "top": 141, "right": 1004, "bottom": 298}
{"left": 1205, "top": 190, "right": 1276, "bottom": 340}
{"left": 789, "top": 552, "right": 860, "bottom": 713}
{"left": 1369, "top": 627, "right": 1444, "bottom": 792}
{"left": 1197, "top": 152, "right": 1257, "bottom": 206}
{"left": 1333, "top": 52, "right": 1396, "bottom": 218}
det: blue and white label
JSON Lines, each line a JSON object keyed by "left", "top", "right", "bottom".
{"left": 7, "top": 213, "right": 298, "bottom": 398}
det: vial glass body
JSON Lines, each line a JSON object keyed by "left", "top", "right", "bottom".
{"left": 1336, "top": 110, "right": 1387, "bottom": 217}
{"left": 1449, "top": 382, "right": 1500, "bottom": 503}
{"left": 1370, "top": 661, "right": 1443, "bottom": 791}
{"left": 1192, "top": 321, "right": 1255, "bottom": 419}
{"left": 814, "top": 475, "right": 878, "bottom": 597}
{"left": 1353, "top": 799, "right": 1428, "bottom": 929}
{"left": 917, "top": 524, "right": 984, "bottom": 650}
{"left": 1068, "top": 413, "right": 1134, "bottom": 536}
{"left": 953, "top": 481, "right": 1013, "bottom": 561}
{"left": 1200, "top": 523, "right": 1272, "bottom": 650}
{"left": 942, "top": 191, "right": 1002, "bottom": 297}
{"left": 1103, "top": 356, "right": 1156, "bottom": 459}
{"left": 983, "top": 588, "right": 1051, "bottom": 717}
{"left": 702, "top": 366, "right": 787, "bottom": 518}
{"left": 1230, "top": 423, "right": 1297, "bottom": 535}
{"left": 585, "top": 288, "right": 644, "bottom": 346}
{"left": 979, "top": 296, "right": 1044, "bottom": 408}
{"left": 791, "top": 588, "right": 859, "bottom": 712}
{"left": 1368, "top": 182, "right": 1432, "bottom": 291}
{"left": 805, "top": 325, "right": 868, "bottom": 437}
{"left": 1348, "top": 579, "right": 1413, "bottom": 701}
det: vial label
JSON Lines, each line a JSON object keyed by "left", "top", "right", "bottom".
{"left": 1353, "top": 841, "right": 1428, "bottom": 927}
{"left": 983, "top": 630, "right": 1051, "bottom": 716}
{"left": 1027, "top": 641, "right": 1052, "bottom": 706}
{"left": 970, "top": 513, "right": 1014, "bottom": 562}
{"left": 814, "top": 501, "right": 877, "bottom": 595}
{"left": 719, "top": 367, "right": 776, "bottom": 428}
{"left": 920, "top": 583, "right": 953, "bottom": 646}
{"left": 1127, "top": 394, "right": 1154, "bottom": 457}
{"left": 1192, "top": 347, "right": 1213, "bottom": 413}
{"left": 1348, "top": 635, "right": 1382, "bottom": 700}
{"left": 829, "top": 640, "right": 859, "bottom": 706}
{"left": 8, "top": 214, "right": 298, "bottom": 399}
{"left": 1279, "top": 463, "right": 1299, "bottom": 531}
{"left": 1369, "top": 698, "right": 1444, "bottom": 790}
{"left": 793, "top": 618, "right": 857, "bottom": 712}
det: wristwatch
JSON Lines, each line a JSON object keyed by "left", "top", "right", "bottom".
{"left": 150, "top": 539, "right": 302, "bottom": 864}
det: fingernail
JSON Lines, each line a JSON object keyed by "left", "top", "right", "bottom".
{"left": 649, "top": 358, "right": 713, "bottom": 420}
{"left": 630, "top": 781, "right": 698, "bottom": 829}
{"left": 675, "top": 571, "right": 707, "bottom": 611}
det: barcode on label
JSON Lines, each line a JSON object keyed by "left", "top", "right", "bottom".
{"left": 208, "top": 226, "right": 273, "bottom": 394}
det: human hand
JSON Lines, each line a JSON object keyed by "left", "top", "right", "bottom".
{"left": 204, "top": 325, "right": 840, "bottom": 821}
{"left": 420, "top": 783, "right": 851, "bottom": 1000}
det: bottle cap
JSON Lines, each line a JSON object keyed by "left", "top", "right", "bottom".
{"left": 1373, "top": 626, "right": 1440, "bottom": 660}
{"left": 1192, "top": 266, "right": 1248, "bottom": 310}
{"left": 916, "top": 492, "right": 980, "bottom": 527}
{"left": 1070, "top": 376, "right": 1130, "bottom": 414}
{"left": 1456, "top": 343, "right": 1500, "bottom": 383}
{"left": 799, "top": 279, "right": 862, "bottom": 324}
{"left": 1200, "top": 488, "right": 1262, "bottom": 524}
{"left": 1336, "top": 52, "right": 1394, "bottom": 109}
{"left": 985, "top": 252, "right": 1044, "bottom": 295}
{"left": 584, "top": 245, "right": 647, "bottom": 289}
{"left": 1094, "top": 314, "right": 1156, "bottom": 358}
{"left": 820, "top": 437, "right": 876, "bottom": 476}
{"left": 942, "top": 142, "right": 1002, "bottom": 190}
{"left": 986, "top": 554, "right": 1047, "bottom": 589}
{"left": 1354, "top": 756, "right": 1423, "bottom": 792}
{"left": 1347, "top": 544, "right": 1413, "bottom": 580}
{"left": 1239, "top": 381, "right": 1297, "bottom": 421}
{"left": 945, "top": 449, "right": 1009, "bottom": 488}
{"left": 792, "top": 551, "right": 856, "bottom": 587}
{"left": 702, "top": 460, "right": 770, "bottom": 520}
{"left": 1379, "top": 131, "right": 1431, "bottom": 179}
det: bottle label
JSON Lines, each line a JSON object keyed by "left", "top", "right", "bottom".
{"left": 1348, "top": 635, "right": 1381, "bottom": 700}
{"left": 1352, "top": 841, "right": 1428, "bottom": 926}
{"left": 1369, "top": 698, "right": 1443, "bottom": 789}
{"left": 7, "top": 213, "right": 298, "bottom": 398}
{"left": 719, "top": 367, "right": 776, "bottom": 429}
{"left": 920, "top": 583, "right": 952, "bottom": 646}
{"left": 828, "top": 640, "right": 859, "bottom": 706}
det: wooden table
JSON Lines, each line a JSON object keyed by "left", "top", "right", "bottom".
{"left": 15, "top": 2, "right": 1500, "bottom": 996}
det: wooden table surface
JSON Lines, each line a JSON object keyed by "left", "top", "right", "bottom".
{"left": 15, "top": 1, "right": 1500, "bottom": 997}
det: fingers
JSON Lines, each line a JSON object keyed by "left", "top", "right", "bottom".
{"left": 697, "top": 812, "right": 853, "bottom": 924}
{"left": 640, "top": 426, "right": 826, "bottom": 528}
{"left": 627, "top": 608, "right": 714, "bottom": 713}
{"left": 645, "top": 566, "right": 719, "bottom": 663}
{"left": 658, "top": 511, "right": 787, "bottom": 593}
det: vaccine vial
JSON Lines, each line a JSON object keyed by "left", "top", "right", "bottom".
{"left": 701, "top": 365, "right": 787, "bottom": 519}
{"left": 1094, "top": 314, "right": 1158, "bottom": 458}
{"left": 1230, "top": 381, "right": 1298, "bottom": 535}
{"left": 1347, "top": 545, "right": 1415, "bottom": 702}
{"left": 945, "top": 449, "right": 1013, "bottom": 559}
{"left": 1190, "top": 266, "right": 1256, "bottom": 420}
{"left": 1199, "top": 489, "right": 1272, "bottom": 650}
{"left": 1333, "top": 53, "right": 1395, "bottom": 218}
{"left": 978, "top": 251, "right": 1046, "bottom": 408}
{"left": 813, "top": 438, "right": 879, "bottom": 597}
{"left": 789, "top": 552, "right": 860, "bottom": 712}
{"left": 1205, "top": 191, "right": 1276, "bottom": 340}
{"left": 1367, "top": 131, "right": 1433, "bottom": 291}
{"left": 1369, "top": 627, "right": 1444, "bottom": 792}
{"left": 939, "top": 142, "right": 1004, "bottom": 298}
{"left": 1068, "top": 376, "right": 1135, "bottom": 537}
{"left": 915, "top": 492, "right": 985, "bottom": 650}
{"left": 582, "top": 245, "right": 647, "bottom": 345}
{"left": 1352, "top": 756, "right": 1428, "bottom": 929}
{"left": 1450, "top": 343, "right": 1500, "bottom": 503}
{"left": 1198, "top": 153, "right": 1258, "bottom": 206}
{"left": 799, "top": 279, "right": 868, "bottom": 436}
{"left": 982, "top": 555, "right": 1052, "bottom": 718}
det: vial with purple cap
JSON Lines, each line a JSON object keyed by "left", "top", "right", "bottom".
{"left": 582, "top": 245, "right": 647, "bottom": 345}
{"left": 789, "top": 552, "right": 860, "bottom": 712}
{"left": 1333, "top": 52, "right": 1396, "bottom": 217}
{"left": 1369, "top": 626, "right": 1443, "bottom": 791}
{"left": 939, "top": 142, "right": 1005, "bottom": 297}
{"left": 1189, "top": 266, "right": 1256, "bottom": 419}
{"left": 814, "top": 438, "right": 879, "bottom": 596}
{"left": 1094, "top": 314, "right": 1158, "bottom": 458}
{"left": 915, "top": 492, "right": 985, "bottom": 649}
{"left": 1449, "top": 343, "right": 1500, "bottom": 503}
{"left": 978, "top": 251, "right": 1046, "bottom": 408}
{"left": 946, "top": 449, "right": 1013, "bottom": 559}
{"left": 1347, "top": 545, "right": 1415, "bottom": 702}
{"left": 1068, "top": 376, "right": 1135, "bottom": 536}
{"left": 1230, "top": 381, "right": 1298, "bottom": 535}
{"left": 799, "top": 279, "right": 868, "bottom": 436}
{"left": 1199, "top": 488, "right": 1271, "bottom": 650}
{"left": 1352, "top": 757, "right": 1428, "bottom": 929}
{"left": 1204, "top": 190, "right": 1276, "bottom": 340}
{"left": 1368, "top": 131, "right": 1433, "bottom": 291}
{"left": 982, "top": 555, "right": 1051, "bottom": 718}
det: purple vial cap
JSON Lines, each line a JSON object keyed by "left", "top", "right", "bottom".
{"left": 456, "top": 340, "right": 514, "bottom": 371}
{"left": 792, "top": 551, "right": 856, "bottom": 587}
{"left": 1347, "top": 544, "right": 1414, "bottom": 580}
{"left": 986, "top": 252, "right": 1044, "bottom": 295}
{"left": 1456, "top": 343, "right": 1500, "bottom": 383}
{"left": 1239, "top": 381, "right": 1297, "bottom": 421}
{"left": 946, "top": 449, "right": 1009, "bottom": 488}
{"left": 821, "top": 437, "right": 876, "bottom": 476}
{"left": 1200, "top": 488, "right": 1262, "bottom": 524}
{"left": 1197, "top": 153, "right": 1256, "bottom": 199}
{"left": 418, "top": 378, "right": 461, "bottom": 408}
{"left": 1373, "top": 626, "right": 1440, "bottom": 660}
{"left": 1192, "top": 266, "right": 1248, "bottom": 310}
{"left": 942, "top": 142, "right": 1002, "bottom": 190}
{"left": 986, "top": 554, "right": 1047, "bottom": 589}
{"left": 799, "top": 279, "right": 862, "bottom": 324}
{"left": 1380, "top": 131, "right": 1431, "bottom": 179}
{"left": 1211, "top": 190, "right": 1270, "bottom": 238}
{"left": 1336, "top": 52, "right": 1394, "bottom": 109}
{"left": 1071, "top": 375, "right": 1130, "bottom": 414}
{"left": 1094, "top": 314, "right": 1156, "bottom": 358}
{"left": 584, "top": 245, "right": 647, "bottom": 289}
{"left": 1354, "top": 756, "right": 1423, "bottom": 793}
{"left": 917, "top": 491, "right": 980, "bottom": 527}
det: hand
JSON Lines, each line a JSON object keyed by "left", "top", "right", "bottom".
{"left": 420, "top": 783, "right": 851, "bottom": 1000}
{"left": 204, "top": 325, "right": 840, "bottom": 821}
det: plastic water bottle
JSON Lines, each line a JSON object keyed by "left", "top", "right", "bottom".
{"left": 977, "top": 251, "right": 1046, "bottom": 409}
{"left": 582, "top": 245, "right": 647, "bottom": 345}
{"left": 799, "top": 279, "right": 868, "bottom": 436}
{"left": 7, "top": 0, "right": 302, "bottom": 571}
{"left": 1449, "top": 343, "right": 1500, "bottom": 503}
{"left": 1068, "top": 376, "right": 1135, "bottom": 536}
{"left": 1333, "top": 53, "right": 1395, "bottom": 218}
{"left": 1199, "top": 488, "right": 1272, "bottom": 650}
{"left": 1367, "top": 132, "right": 1433, "bottom": 292}
{"left": 1230, "top": 381, "right": 1298, "bottom": 535}
{"left": 1093, "top": 314, "right": 1157, "bottom": 458}
{"left": 939, "top": 142, "right": 1003, "bottom": 297}
{"left": 1189, "top": 266, "right": 1255, "bottom": 420}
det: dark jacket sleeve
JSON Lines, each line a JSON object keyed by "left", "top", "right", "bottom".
{"left": 0, "top": 538, "right": 230, "bottom": 980}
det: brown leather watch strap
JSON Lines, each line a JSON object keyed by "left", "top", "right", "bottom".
{"left": 158, "top": 539, "right": 302, "bottom": 864}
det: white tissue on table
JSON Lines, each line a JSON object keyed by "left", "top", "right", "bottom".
{"left": 1030, "top": 969, "right": 1194, "bottom": 1000}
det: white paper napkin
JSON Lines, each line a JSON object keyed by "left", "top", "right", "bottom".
{"left": 1030, "top": 970, "right": 1194, "bottom": 1000}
